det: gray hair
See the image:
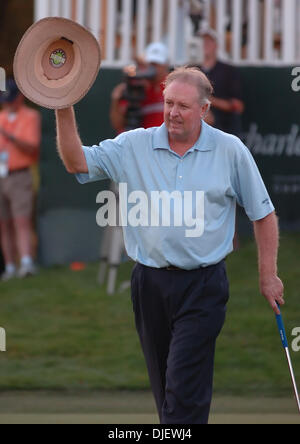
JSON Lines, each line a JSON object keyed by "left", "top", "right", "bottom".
{"left": 163, "top": 66, "right": 213, "bottom": 107}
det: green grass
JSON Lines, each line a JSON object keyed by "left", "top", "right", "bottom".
{"left": 0, "top": 232, "right": 299, "bottom": 396}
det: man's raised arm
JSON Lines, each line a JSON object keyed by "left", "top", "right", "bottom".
{"left": 253, "top": 212, "right": 284, "bottom": 314}
{"left": 55, "top": 107, "right": 88, "bottom": 174}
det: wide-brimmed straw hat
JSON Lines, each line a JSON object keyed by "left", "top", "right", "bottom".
{"left": 13, "top": 17, "right": 101, "bottom": 109}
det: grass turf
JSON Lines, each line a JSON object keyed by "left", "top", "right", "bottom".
{"left": 0, "top": 232, "right": 299, "bottom": 396}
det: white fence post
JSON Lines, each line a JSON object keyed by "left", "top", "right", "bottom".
{"left": 88, "top": 0, "right": 101, "bottom": 40}
{"left": 76, "top": 0, "right": 86, "bottom": 26}
{"left": 264, "top": 0, "right": 274, "bottom": 62}
{"left": 120, "top": 0, "right": 133, "bottom": 64}
{"left": 232, "top": 0, "right": 242, "bottom": 62}
{"left": 136, "top": 0, "right": 148, "bottom": 58}
{"left": 50, "top": 0, "right": 61, "bottom": 17}
{"left": 216, "top": 0, "right": 227, "bottom": 59}
{"left": 61, "top": 0, "right": 72, "bottom": 20}
{"left": 33, "top": 0, "right": 300, "bottom": 67}
{"left": 247, "top": 0, "right": 260, "bottom": 63}
{"left": 282, "top": 0, "right": 296, "bottom": 63}
{"left": 202, "top": 0, "right": 211, "bottom": 29}
{"left": 34, "top": 0, "right": 49, "bottom": 22}
{"left": 168, "top": 0, "right": 179, "bottom": 66}
{"left": 297, "top": 1, "right": 300, "bottom": 60}
{"left": 106, "top": 0, "right": 117, "bottom": 64}
{"left": 152, "top": 0, "right": 163, "bottom": 43}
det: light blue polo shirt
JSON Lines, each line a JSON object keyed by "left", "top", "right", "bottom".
{"left": 76, "top": 121, "right": 274, "bottom": 269}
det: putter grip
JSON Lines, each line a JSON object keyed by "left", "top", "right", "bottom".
{"left": 275, "top": 304, "right": 288, "bottom": 348}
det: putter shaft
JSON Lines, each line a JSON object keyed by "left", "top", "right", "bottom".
{"left": 276, "top": 305, "right": 300, "bottom": 415}
{"left": 284, "top": 347, "right": 300, "bottom": 414}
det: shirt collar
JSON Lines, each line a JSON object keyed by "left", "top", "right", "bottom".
{"left": 153, "top": 121, "right": 215, "bottom": 152}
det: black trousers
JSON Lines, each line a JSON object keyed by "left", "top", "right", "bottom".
{"left": 131, "top": 261, "right": 229, "bottom": 425}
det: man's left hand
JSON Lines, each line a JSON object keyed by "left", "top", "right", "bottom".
{"left": 260, "top": 275, "right": 285, "bottom": 315}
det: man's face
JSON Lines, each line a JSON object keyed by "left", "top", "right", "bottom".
{"left": 203, "top": 35, "right": 218, "bottom": 59}
{"left": 164, "top": 80, "right": 207, "bottom": 142}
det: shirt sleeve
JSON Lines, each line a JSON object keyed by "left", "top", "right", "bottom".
{"left": 233, "top": 140, "right": 275, "bottom": 221}
{"left": 76, "top": 132, "right": 127, "bottom": 184}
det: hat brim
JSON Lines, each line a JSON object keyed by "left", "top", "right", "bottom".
{"left": 145, "top": 56, "right": 167, "bottom": 65}
{"left": 13, "top": 17, "right": 102, "bottom": 110}
{"left": 199, "top": 30, "right": 219, "bottom": 42}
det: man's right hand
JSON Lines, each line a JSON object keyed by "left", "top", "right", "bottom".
{"left": 230, "top": 99, "right": 245, "bottom": 114}
{"left": 111, "top": 83, "right": 127, "bottom": 102}
{"left": 110, "top": 84, "right": 127, "bottom": 133}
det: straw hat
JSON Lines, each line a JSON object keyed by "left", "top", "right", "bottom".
{"left": 13, "top": 17, "right": 101, "bottom": 109}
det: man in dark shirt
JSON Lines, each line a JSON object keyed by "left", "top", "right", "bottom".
{"left": 196, "top": 29, "right": 245, "bottom": 249}
{"left": 199, "top": 28, "right": 245, "bottom": 135}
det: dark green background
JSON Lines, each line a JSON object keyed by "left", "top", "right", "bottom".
{"left": 239, "top": 67, "right": 300, "bottom": 232}
{"left": 37, "top": 69, "right": 123, "bottom": 265}
{"left": 38, "top": 67, "right": 300, "bottom": 265}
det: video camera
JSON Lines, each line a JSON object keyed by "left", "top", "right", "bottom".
{"left": 122, "top": 64, "right": 157, "bottom": 130}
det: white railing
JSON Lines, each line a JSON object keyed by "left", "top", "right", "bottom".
{"left": 34, "top": 0, "right": 300, "bottom": 67}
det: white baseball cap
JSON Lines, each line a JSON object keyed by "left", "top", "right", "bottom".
{"left": 198, "top": 27, "right": 219, "bottom": 43}
{"left": 145, "top": 42, "right": 169, "bottom": 65}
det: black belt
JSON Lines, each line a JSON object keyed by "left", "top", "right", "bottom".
{"left": 138, "top": 263, "right": 201, "bottom": 272}
{"left": 138, "top": 260, "right": 226, "bottom": 272}
{"left": 164, "top": 259, "right": 226, "bottom": 271}
{"left": 164, "top": 265, "right": 187, "bottom": 271}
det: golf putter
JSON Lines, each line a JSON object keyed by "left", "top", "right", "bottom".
{"left": 275, "top": 303, "right": 300, "bottom": 414}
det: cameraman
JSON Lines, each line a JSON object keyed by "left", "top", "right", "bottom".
{"left": 110, "top": 43, "right": 169, "bottom": 133}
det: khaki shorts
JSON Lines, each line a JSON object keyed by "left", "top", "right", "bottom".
{"left": 0, "top": 169, "right": 34, "bottom": 221}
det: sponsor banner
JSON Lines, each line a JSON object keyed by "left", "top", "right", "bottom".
{"left": 239, "top": 67, "right": 300, "bottom": 230}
